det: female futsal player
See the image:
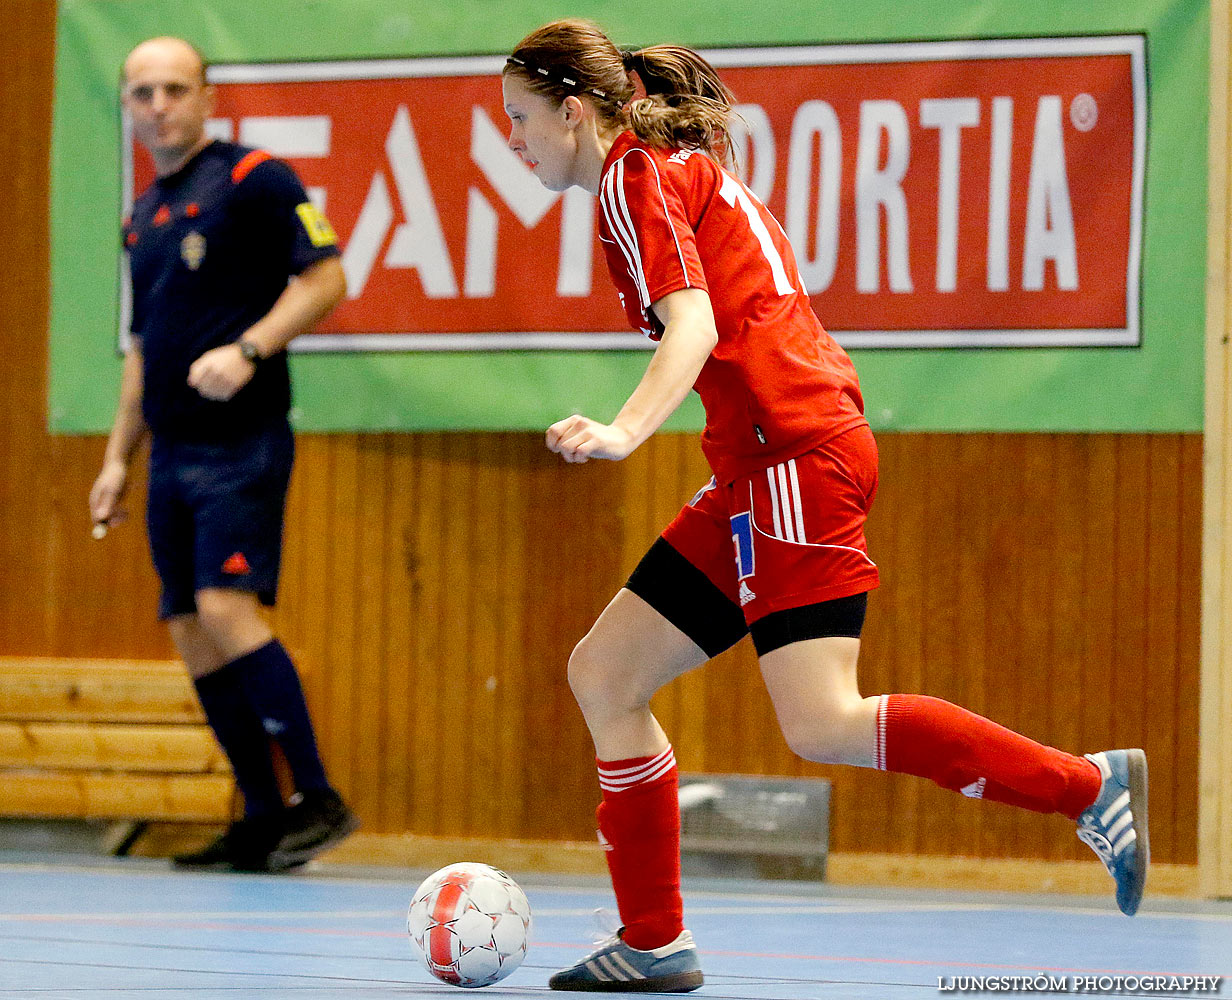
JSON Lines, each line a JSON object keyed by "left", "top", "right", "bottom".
{"left": 502, "top": 20, "right": 1148, "bottom": 992}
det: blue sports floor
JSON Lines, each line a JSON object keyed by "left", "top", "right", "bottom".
{"left": 0, "top": 858, "right": 1228, "bottom": 998}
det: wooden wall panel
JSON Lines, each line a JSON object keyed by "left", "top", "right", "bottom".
{"left": 1201, "top": 0, "right": 1232, "bottom": 897}
{"left": 1178, "top": 437, "right": 1203, "bottom": 873}
{"left": 0, "top": 0, "right": 57, "bottom": 657}
{"left": 0, "top": 3, "right": 1202, "bottom": 867}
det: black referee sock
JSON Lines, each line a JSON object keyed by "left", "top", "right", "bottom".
{"left": 232, "top": 639, "right": 331, "bottom": 794}
{"left": 194, "top": 666, "right": 285, "bottom": 818}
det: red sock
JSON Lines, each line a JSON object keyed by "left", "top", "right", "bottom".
{"left": 595, "top": 746, "right": 683, "bottom": 951}
{"left": 876, "top": 694, "right": 1101, "bottom": 818}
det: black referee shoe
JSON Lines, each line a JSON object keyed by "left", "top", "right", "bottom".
{"left": 172, "top": 813, "right": 286, "bottom": 872}
{"left": 265, "top": 789, "right": 359, "bottom": 872}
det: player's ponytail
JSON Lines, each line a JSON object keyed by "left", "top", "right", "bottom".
{"left": 505, "top": 20, "right": 736, "bottom": 167}
{"left": 622, "top": 46, "right": 735, "bottom": 167}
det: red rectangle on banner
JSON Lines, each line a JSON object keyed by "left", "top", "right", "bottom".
{"left": 124, "top": 37, "right": 1146, "bottom": 350}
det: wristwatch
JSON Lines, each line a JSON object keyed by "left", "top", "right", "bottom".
{"left": 237, "top": 338, "right": 263, "bottom": 365}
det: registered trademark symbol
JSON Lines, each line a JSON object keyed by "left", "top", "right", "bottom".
{"left": 1070, "top": 93, "right": 1098, "bottom": 131}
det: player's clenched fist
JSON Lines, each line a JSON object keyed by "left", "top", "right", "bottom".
{"left": 546, "top": 414, "right": 636, "bottom": 463}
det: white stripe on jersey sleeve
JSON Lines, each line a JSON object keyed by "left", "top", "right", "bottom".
{"left": 601, "top": 149, "right": 694, "bottom": 311}
{"left": 625, "top": 149, "right": 692, "bottom": 290}
{"left": 612, "top": 161, "right": 652, "bottom": 308}
{"left": 601, "top": 161, "right": 650, "bottom": 310}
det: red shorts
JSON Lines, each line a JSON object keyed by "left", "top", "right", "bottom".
{"left": 660, "top": 424, "right": 880, "bottom": 625}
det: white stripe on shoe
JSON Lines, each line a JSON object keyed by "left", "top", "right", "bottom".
{"left": 1101, "top": 791, "right": 1131, "bottom": 829}
{"left": 610, "top": 952, "right": 644, "bottom": 979}
{"left": 1106, "top": 808, "right": 1133, "bottom": 842}
{"left": 1099, "top": 791, "right": 1138, "bottom": 860}
{"left": 1113, "top": 827, "right": 1137, "bottom": 855}
{"left": 597, "top": 954, "right": 629, "bottom": 980}
{"left": 585, "top": 960, "right": 614, "bottom": 982}
{"left": 1077, "top": 754, "right": 1138, "bottom": 864}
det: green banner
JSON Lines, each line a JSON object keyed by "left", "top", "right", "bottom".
{"left": 50, "top": 0, "right": 1208, "bottom": 433}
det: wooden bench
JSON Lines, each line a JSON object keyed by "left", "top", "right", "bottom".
{"left": 0, "top": 657, "right": 234, "bottom": 823}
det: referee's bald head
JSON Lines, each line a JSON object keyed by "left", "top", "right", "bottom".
{"left": 123, "top": 36, "right": 208, "bottom": 88}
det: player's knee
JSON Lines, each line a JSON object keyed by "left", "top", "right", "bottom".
{"left": 566, "top": 635, "right": 605, "bottom": 710}
{"left": 567, "top": 633, "right": 634, "bottom": 716}
{"left": 778, "top": 702, "right": 865, "bottom": 765}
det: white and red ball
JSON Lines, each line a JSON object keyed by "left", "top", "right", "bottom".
{"left": 406, "top": 862, "right": 532, "bottom": 988}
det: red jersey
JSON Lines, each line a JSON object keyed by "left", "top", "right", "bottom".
{"left": 598, "top": 131, "right": 867, "bottom": 485}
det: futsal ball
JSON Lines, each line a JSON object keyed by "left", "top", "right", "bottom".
{"left": 406, "top": 862, "right": 533, "bottom": 988}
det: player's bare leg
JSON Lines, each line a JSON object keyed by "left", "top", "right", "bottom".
{"left": 568, "top": 589, "right": 708, "bottom": 760}
{"left": 758, "top": 635, "right": 875, "bottom": 765}
{"left": 760, "top": 635, "right": 1146, "bottom": 915}
{"left": 551, "top": 588, "right": 706, "bottom": 992}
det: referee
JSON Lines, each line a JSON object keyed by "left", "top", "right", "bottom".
{"left": 89, "top": 36, "right": 355, "bottom": 872}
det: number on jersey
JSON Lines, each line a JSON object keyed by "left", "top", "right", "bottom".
{"left": 718, "top": 173, "right": 795, "bottom": 296}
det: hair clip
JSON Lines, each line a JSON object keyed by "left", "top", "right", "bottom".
{"left": 507, "top": 54, "right": 609, "bottom": 100}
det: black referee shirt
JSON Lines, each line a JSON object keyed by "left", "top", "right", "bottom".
{"left": 123, "top": 140, "right": 340, "bottom": 441}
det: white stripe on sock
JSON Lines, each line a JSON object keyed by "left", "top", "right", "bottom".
{"left": 875, "top": 695, "right": 889, "bottom": 770}
{"left": 599, "top": 756, "right": 674, "bottom": 787}
{"left": 598, "top": 747, "right": 677, "bottom": 792}
{"left": 599, "top": 753, "right": 676, "bottom": 792}
{"left": 598, "top": 746, "right": 673, "bottom": 779}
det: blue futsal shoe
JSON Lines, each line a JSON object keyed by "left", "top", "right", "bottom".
{"left": 548, "top": 928, "right": 703, "bottom": 992}
{"left": 1076, "top": 749, "right": 1149, "bottom": 916}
